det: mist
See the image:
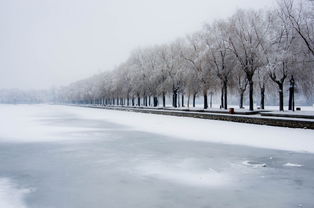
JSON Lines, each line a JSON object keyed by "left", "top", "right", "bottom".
{"left": 0, "top": 0, "right": 276, "bottom": 90}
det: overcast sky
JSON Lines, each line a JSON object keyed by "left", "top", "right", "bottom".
{"left": 0, "top": 0, "right": 277, "bottom": 90}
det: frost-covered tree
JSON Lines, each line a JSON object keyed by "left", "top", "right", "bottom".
{"left": 228, "top": 10, "right": 269, "bottom": 110}
{"left": 182, "top": 32, "right": 212, "bottom": 109}
{"left": 263, "top": 9, "right": 299, "bottom": 111}
{"left": 204, "top": 20, "right": 235, "bottom": 109}
{"left": 279, "top": 0, "right": 314, "bottom": 57}
{"left": 160, "top": 41, "right": 185, "bottom": 108}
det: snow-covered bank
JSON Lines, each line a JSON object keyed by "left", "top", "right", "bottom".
{"left": 0, "top": 178, "right": 31, "bottom": 208}
{"left": 1, "top": 104, "right": 314, "bottom": 153}
{"left": 71, "top": 105, "right": 314, "bottom": 153}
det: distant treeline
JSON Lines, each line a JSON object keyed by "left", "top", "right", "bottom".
{"left": 0, "top": 89, "right": 56, "bottom": 104}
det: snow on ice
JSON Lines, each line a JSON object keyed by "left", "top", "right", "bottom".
{"left": 1, "top": 104, "right": 314, "bottom": 153}
{"left": 283, "top": 163, "right": 304, "bottom": 167}
{"left": 0, "top": 178, "right": 32, "bottom": 208}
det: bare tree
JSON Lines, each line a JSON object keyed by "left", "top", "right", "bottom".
{"left": 160, "top": 41, "right": 185, "bottom": 108}
{"left": 279, "top": 0, "right": 314, "bottom": 56}
{"left": 234, "top": 66, "right": 249, "bottom": 108}
{"left": 262, "top": 9, "right": 299, "bottom": 111}
{"left": 228, "top": 10, "right": 268, "bottom": 110}
{"left": 204, "top": 20, "right": 235, "bottom": 109}
{"left": 182, "top": 32, "right": 212, "bottom": 109}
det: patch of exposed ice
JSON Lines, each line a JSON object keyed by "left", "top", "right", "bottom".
{"left": 283, "top": 163, "right": 304, "bottom": 167}
{"left": 133, "top": 160, "right": 232, "bottom": 187}
{"left": 242, "top": 160, "right": 267, "bottom": 168}
{"left": 0, "top": 178, "right": 32, "bottom": 208}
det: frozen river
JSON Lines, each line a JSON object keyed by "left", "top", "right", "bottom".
{"left": 0, "top": 105, "right": 314, "bottom": 208}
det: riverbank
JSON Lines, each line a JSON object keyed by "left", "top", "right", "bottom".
{"left": 76, "top": 105, "right": 314, "bottom": 129}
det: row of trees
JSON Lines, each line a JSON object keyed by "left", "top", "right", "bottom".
{"left": 41, "top": 0, "right": 314, "bottom": 110}
{"left": 0, "top": 89, "right": 54, "bottom": 104}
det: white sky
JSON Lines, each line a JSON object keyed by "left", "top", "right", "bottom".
{"left": 0, "top": 0, "right": 277, "bottom": 90}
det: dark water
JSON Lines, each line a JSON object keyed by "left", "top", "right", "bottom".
{"left": 0, "top": 108, "right": 314, "bottom": 208}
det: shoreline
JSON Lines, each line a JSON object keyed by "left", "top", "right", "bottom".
{"left": 72, "top": 104, "right": 314, "bottom": 130}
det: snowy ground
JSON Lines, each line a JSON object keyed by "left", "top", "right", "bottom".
{"left": 0, "top": 104, "right": 314, "bottom": 208}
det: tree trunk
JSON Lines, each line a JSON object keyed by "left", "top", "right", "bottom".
{"left": 260, "top": 86, "right": 265, "bottom": 110}
{"left": 203, "top": 89, "right": 208, "bottom": 109}
{"left": 193, "top": 93, "right": 196, "bottom": 108}
{"left": 181, "top": 94, "right": 184, "bottom": 107}
{"left": 153, "top": 97, "right": 158, "bottom": 107}
{"left": 220, "top": 87, "right": 224, "bottom": 109}
{"left": 223, "top": 81, "right": 228, "bottom": 110}
{"left": 209, "top": 92, "right": 213, "bottom": 108}
{"left": 172, "top": 89, "right": 177, "bottom": 108}
{"left": 162, "top": 92, "right": 166, "bottom": 108}
{"left": 187, "top": 93, "right": 190, "bottom": 108}
{"left": 137, "top": 96, "right": 140, "bottom": 106}
{"left": 149, "top": 96, "right": 151, "bottom": 106}
{"left": 239, "top": 92, "right": 244, "bottom": 109}
{"left": 249, "top": 79, "right": 254, "bottom": 111}
{"left": 279, "top": 83, "right": 284, "bottom": 111}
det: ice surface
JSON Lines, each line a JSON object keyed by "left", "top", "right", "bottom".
{"left": 0, "top": 178, "right": 31, "bottom": 208}
{"left": 0, "top": 104, "right": 313, "bottom": 208}
{"left": 242, "top": 161, "right": 267, "bottom": 168}
{"left": 133, "top": 159, "right": 232, "bottom": 187}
